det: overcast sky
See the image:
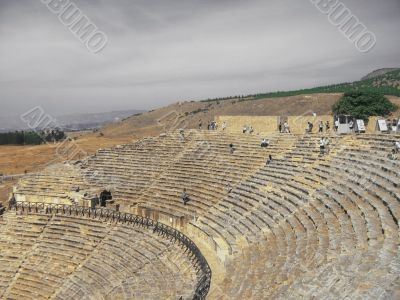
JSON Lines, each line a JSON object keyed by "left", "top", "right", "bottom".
{"left": 0, "top": 0, "right": 399, "bottom": 117}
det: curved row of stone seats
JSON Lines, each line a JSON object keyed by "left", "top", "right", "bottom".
{"left": 81, "top": 134, "right": 191, "bottom": 201}
{"left": 53, "top": 224, "right": 199, "bottom": 300}
{"left": 14, "top": 164, "right": 89, "bottom": 202}
{"left": 0, "top": 210, "right": 200, "bottom": 300}
{"left": 216, "top": 197, "right": 334, "bottom": 299}
{"left": 191, "top": 134, "right": 330, "bottom": 254}
{"left": 312, "top": 160, "right": 399, "bottom": 253}
{"left": 109, "top": 132, "right": 291, "bottom": 216}
{"left": 198, "top": 134, "right": 399, "bottom": 299}
{"left": 3, "top": 214, "right": 109, "bottom": 299}
{"left": 0, "top": 213, "right": 50, "bottom": 296}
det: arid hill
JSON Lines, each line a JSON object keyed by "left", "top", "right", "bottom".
{"left": 97, "top": 93, "right": 400, "bottom": 140}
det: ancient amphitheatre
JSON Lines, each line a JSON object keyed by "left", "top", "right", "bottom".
{"left": 0, "top": 90, "right": 399, "bottom": 299}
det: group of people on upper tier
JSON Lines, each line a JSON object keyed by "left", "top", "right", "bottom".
{"left": 243, "top": 125, "right": 254, "bottom": 134}
{"left": 306, "top": 121, "right": 331, "bottom": 134}
{"left": 278, "top": 122, "right": 291, "bottom": 133}
{"left": 201, "top": 120, "right": 227, "bottom": 131}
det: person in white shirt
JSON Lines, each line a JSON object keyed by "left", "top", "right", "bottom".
{"left": 284, "top": 122, "right": 290, "bottom": 133}
{"left": 395, "top": 141, "right": 400, "bottom": 153}
{"left": 261, "top": 139, "right": 270, "bottom": 148}
{"left": 349, "top": 120, "right": 354, "bottom": 132}
{"left": 319, "top": 138, "right": 325, "bottom": 154}
{"left": 324, "top": 137, "right": 330, "bottom": 154}
{"left": 388, "top": 149, "right": 397, "bottom": 160}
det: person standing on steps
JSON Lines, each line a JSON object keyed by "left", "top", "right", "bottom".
{"left": 91, "top": 195, "right": 99, "bottom": 209}
{"left": 283, "top": 122, "right": 290, "bottom": 133}
{"left": 395, "top": 141, "right": 400, "bottom": 153}
{"left": 388, "top": 149, "right": 397, "bottom": 160}
{"left": 179, "top": 128, "right": 185, "bottom": 142}
{"left": 326, "top": 121, "right": 330, "bottom": 133}
{"left": 8, "top": 194, "right": 16, "bottom": 209}
{"left": 229, "top": 143, "right": 235, "bottom": 154}
{"left": 222, "top": 121, "right": 227, "bottom": 131}
{"left": 349, "top": 120, "right": 354, "bottom": 132}
{"left": 306, "top": 122, "right": 314, "bottom": 134}
{"left": 324, "top": 137, "right": 330, "bottom": 154}
{"left": 319, "top": 121, "right": 324, "bottom": 133}
{"left": 319, "top": 138, "right": 325, "bottom": 155}
{"left": 182, "top": 189, "right": 190, "bottom": 206}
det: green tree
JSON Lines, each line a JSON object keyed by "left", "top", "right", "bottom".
{"left": 332, "top": 91, "right": 397, "bottom": 121}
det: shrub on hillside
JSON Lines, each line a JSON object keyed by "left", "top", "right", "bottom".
{"left": 332, "top": 91, "right": 397, "bottom": 120}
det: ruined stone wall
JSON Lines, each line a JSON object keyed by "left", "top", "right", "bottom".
{"left": 215, "top": 116, "right": 279, "bottom": 134}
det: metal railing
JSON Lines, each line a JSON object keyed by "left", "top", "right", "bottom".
{"left": 12, "top": 201, "right": 211, "bottom": 300}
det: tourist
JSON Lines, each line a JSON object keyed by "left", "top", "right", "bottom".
{"left": 395, "top": 141, "right": 400, "bottom": 153}
{"left": 182, "top": 189, "right": 190, "bottom": 206}
{"left": 349, "top": 120, "right": 354, "bottom": 132}
{"left": 266, "top": 155, "right": 273, "bottom": 165}
{"left": 91, "top": 195, "right": 99, "bottom": 209}
{"left": 323, "top": 137, "right": 330, "bottom": 154}
{"left": 229, "top": 143, "right": 235, "bottom": 154}
{"left": 243, "top": 126, "right": 247, "bottom": 134}
{"left": 179, "top": 128, "right": 185, "bottom": 140}
{"left": 207, "top": 123, "right": 211, "bottom": 130}
{"left": 278, "top": 122, "right": 282, "bottom": 133}
{"left": 226, "top": 183, "right": 233, "bottom": 194}
{"left": 199, "top": 120, "right": 202, "bottom": 130}
{"left": 222, "top": 122, "right": 227, "bottom": 131}
{"left": 0, "top": 203, "right": 4, "bottom": 215}
{"left": 319, "top": 121, "right": 324, "bottom": 133}
{"left": 388, "top": 149, "right": 397, "bottom": 160}
{"left": 261, "top": 138, "right": 270, "bottom": 148}
{"left": 100, "top": 197, "right": 107, "bottom": 207}
{"left": 306, "top": 122, "right": 313, "bottom": 134}
{"left": 8, "top": 194, "right": 16, "bottom": 209}
{"left": 334, "top": 119, "right": 339, "bottom": 132}
{"left": 319, "top": 138, "right": 325, "bottom": 154}
{"left": 249, "top": 126, "right": 254, "bottom": 134}
{"left": 283, "top": 122, "right": 290, "bottom": 133}
{"left": 326, "top": 121, "right": 330, "bottom": 132}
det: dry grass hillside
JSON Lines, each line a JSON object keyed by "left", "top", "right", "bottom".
{"left": 99, "top": 93, "right": 400, "bottom": 139}
{"left": 99, "top": 93, "right": 343, "bottom": 139}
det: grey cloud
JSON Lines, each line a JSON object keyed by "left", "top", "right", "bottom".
{"left": 0, "top": 0, "right": 399, "bottom": 117}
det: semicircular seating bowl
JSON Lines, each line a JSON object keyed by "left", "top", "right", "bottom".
{"left": 0, "top": 208, "right": 203, "bottom": 300}
{"left": 9, "top": 131, "right": 400, "bottom": 299}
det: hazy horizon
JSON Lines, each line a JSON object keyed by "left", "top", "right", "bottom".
{"left": 1, "top": 0, "right": 400, "bottom": 117}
